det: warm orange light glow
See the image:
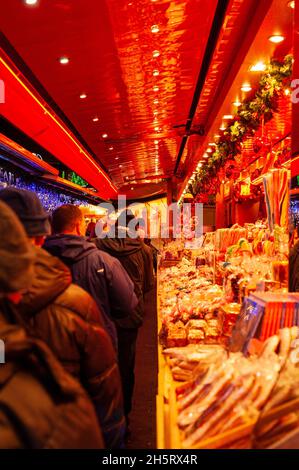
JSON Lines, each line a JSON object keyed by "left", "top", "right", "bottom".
{"left": 249, "top": 61, "right": 266, "bottom": 72}
{"left": 59, "top": 56, "right": 69, "bottom": 65}
{"left": 268, "top": 35, "right": 285, "bottom": 44}
{"left": 151, "top": 25, "right": 160, "bottom": 33}
{"left": 241, "top": 84, "right": 252, "bottom": 92}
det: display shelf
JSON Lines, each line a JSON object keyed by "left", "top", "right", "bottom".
{"left": 156, "top": 260, "right": 299, "bottom": 449}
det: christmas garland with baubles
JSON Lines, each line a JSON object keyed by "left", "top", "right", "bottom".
{"left": 188, "top": 54, "right": 293, "bottom": 199}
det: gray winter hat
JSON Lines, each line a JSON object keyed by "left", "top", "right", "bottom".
{"left": 0, "top": 187, "right": 50, "bottom": 237}
{"left": 0, "top": 200, "right": 35, "bottom": 294}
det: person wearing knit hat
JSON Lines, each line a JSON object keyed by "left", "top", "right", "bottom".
{"left": 0, "top": 200, "right": 34, "bottom": 295}
{"left": 0, "top": 199, "right": 105, "bottom": 449}
{"left": 0, "top": 191, "right": 127, "bottom": 448}
{"left": 0, "top": 187, "right": 50, "bottom": 243}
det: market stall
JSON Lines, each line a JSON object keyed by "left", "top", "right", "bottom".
{"left": 156, "top": 217, "right": 299, "bottom": 449}
{"left": 155, "top": 0, "right": 297, "bottom": 448}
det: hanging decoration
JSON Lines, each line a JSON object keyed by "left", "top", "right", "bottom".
{"left": 186, "top": 54, "right": 292, "bottom": 198}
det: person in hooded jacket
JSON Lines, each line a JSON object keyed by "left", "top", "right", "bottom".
{"left": 0, "top": 200, "right": 104, "bottom": 449}
{"left": 95, "top": 210, "right": 154, "bottom": 421}
{"left": 43, "top": 204, "right": 138, "bottom": 352}
{"left": 0, "top": 188, "right": 126, "bottom": 449}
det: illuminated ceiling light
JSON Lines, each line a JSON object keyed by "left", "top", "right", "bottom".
{"left": 80, "top": 93, "right": 87, "bottom": 99}
{"left": 119, "top": 164, "right": 123, "bottom": 168}
{"left": 59, "top": 56, "right": 69, "bottom": 65}
{"left": 268, "top": 34, "right": 285, "bottom": 44}
{"left": 208, "top": 142, "right": 216, "bottom": 146}
{"left": 153, "top": 85, "right": 159, "bottom": 92}
{"left": 115, "top": 157, "right": 119, "bottom": 160}
{"left": 151, "top": 25, "right": 160, "bottom": 33}
{"left": 109, "top": 146, "right": 114, "bottom": 150}
{"left": 131, "top": 187, "right": 134, "bottom": 190}
{"left": 207, "top": 148, "right": 213, "bottom": 153}
{"left": 153, "top": 98, "right": 159, "bottom": 104}
{"left": 288, "top": 1, "right": 295, "bottom": 8}
{"left": 219, "top": 124, "right": 226, "bottom": 131}
{"left": 214, "top": 134, "right": 220, "bottom": 138}
{"left": 153, "top": 110, "right": 159, "bottom": 115}
{"left": 233, "top": 100, "right": 242, "bottom": 107}
{"left": 197, "top": 163, "right": 202, "bottom": 169}
{"left": 203, "top": 153, "right": 209, "bottom": 158}
{"left": 223, "top": 115, "right": 234, "bottom": 120}
{"left": 154, "top": 126, "right": 160, "bottom": 131}
{"left": 102, "top": 133, "right": 108, "bottom": 139}
{"left": 153, "top": 50, "right": 160, "bottom": 58}
{"left": 285, "top": 88, "right": 291, "bottom": 96}
{"left": 24, "top": 0, "right": 39, "bottom": 4}
{"left": 241, "top": 83, "right": 252, "bottom": 92}
{"left": 153, "top": 69, "right": 160, "bottom": 77}
{"left": 154, "top": 140, "right": 159, "bottom": 144}
{"left": 249, "top": 61, "right": 267, "bottom": 72}
{"left": 92, "top": 117, "right": 99, "bottom": 122}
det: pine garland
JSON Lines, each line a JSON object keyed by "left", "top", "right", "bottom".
{"left": 188, "top": 54, "right": 293, "bottom": 198}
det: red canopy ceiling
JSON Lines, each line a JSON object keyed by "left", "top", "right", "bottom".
{"left": 0, "top": 0, "right": 218, "bottom": 198}
{"left": 0, "top": 0, "right": 294, "bottom": 200}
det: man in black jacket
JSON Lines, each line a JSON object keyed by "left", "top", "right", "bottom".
{"left": 95, "top": 210, "right": 154, "bottom": 422}
{"left": 44, "top": 204, "right": 138, "bottom": 351}
{"left": 0, "top": 188, "right": 126, "bottom": 448}
{"left": 0, "top": 200, "right": 104, "bottom": 449}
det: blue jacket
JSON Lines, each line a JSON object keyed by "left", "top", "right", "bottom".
{"left": 44, "top": 235, "right": 138, "bottom": 350}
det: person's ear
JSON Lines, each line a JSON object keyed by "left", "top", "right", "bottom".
{"left": 75, "top": 221, "right": 82, "bottom": 236}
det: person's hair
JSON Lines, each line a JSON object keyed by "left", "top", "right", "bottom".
{"left": 52, "top": 204, "right": 83, "bottom": 234}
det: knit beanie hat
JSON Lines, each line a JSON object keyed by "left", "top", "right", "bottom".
{"left": 0, "top": 200, "right": 35, "bottom": 293}
{"left": 0, "top": 187, "right": 50, "bottom": 237}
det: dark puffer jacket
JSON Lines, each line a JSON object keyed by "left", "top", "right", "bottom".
{"left": 44, "top": 235, "right": 138, "bottom": 348}
{"left": 0, "top": 317, "right": 104, "bottom": 449}
{"left": 95, "top": 233, "right": 154, "bottom": 329}
{"left": 16, "top": 246, "right": 125, "bottom": 449}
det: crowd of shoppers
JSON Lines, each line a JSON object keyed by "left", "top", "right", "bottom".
{"left": 0, "top": 187, "right": 155, "bottom": 449}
